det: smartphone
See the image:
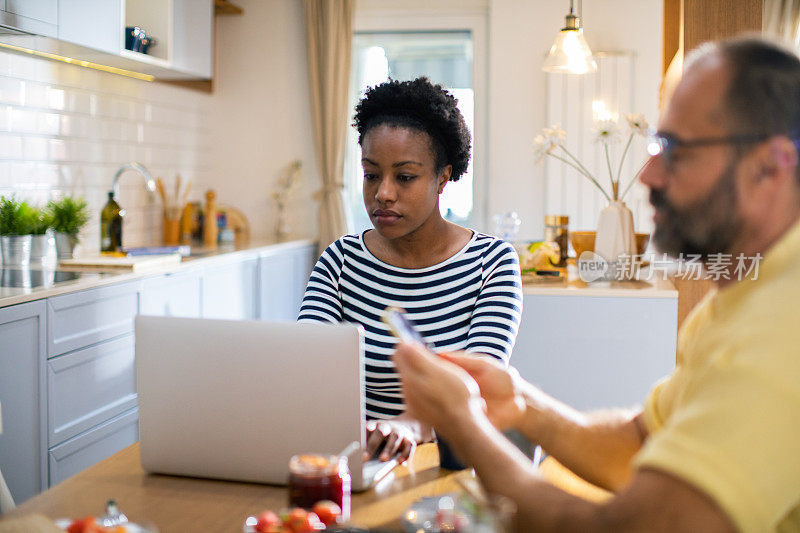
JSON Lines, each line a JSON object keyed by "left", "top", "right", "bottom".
{"left": 382, "top": 306, "right": 427, "bottom": 347}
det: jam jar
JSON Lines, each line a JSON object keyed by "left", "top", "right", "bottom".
{"left": 288, "top": 454, "right": 351, "bottom": 518}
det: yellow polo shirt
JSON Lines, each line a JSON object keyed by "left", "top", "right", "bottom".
{"left": 634, "top": 219, "right": 800, "bottom": 533}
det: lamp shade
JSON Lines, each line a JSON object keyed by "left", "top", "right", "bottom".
{"left": 543, "top": 27, "right": 597, "bottom": 74}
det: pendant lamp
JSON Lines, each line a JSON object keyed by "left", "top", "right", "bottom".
{"left": 543, "top": 0, "right": 597, "bottom": 74}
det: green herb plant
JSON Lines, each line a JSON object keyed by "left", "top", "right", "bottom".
{"left": 47, "top": 196, "right": 90, "bottom": 238}
{"left": 31, "top": 207, "right": 54, "bottom": 235}
{"left": 0, "top": 196, "right": 37, "bottom": 236}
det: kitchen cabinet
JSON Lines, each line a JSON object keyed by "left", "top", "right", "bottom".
{"left": 171, "top": 0, "right": 214, "bottom": 78}
{"left": 201, "top": 257, "right": 258, "bottom": 320}
{"left": 0, "top": 240, "right": 316, "bottom": 503}
{"left": 259, "top": 244, "right": 316, "bottom": 321}
{"left": 0, "top": 301, "right": 47, "bottom": 506}
{"left": 0, "top": 0, "right": 57, "bottom": 37}
{"left": 42, "top": 283, "right": 140, "bottom": 494}
{"left": 141, "top": 270, "right": 202, "bottom": 318}
{"left": 57, "top": 0, "right": 121, "bottom": 55}
{"left": 3, "top": 0, "right": 216, "bottom": 80}
{"left": 512, "top": 282, "right": 678, "bottom": 411}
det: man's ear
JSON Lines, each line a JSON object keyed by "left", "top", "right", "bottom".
{"left": 438, "top": 165, "right": 453, "bottom": 194}
{"left": 762, "top": 136, "right": 799, "bottom": 182}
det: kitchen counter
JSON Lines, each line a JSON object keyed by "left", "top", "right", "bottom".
{"left": 0, "top": 239, "right": 315, "bottom": 309}
{"left": 522, "top": 264, "right": 677, "bottom": 298}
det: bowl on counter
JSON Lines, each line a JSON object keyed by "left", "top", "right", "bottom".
{"left": 569, "top": 231, "right": 650, "bottom": 257}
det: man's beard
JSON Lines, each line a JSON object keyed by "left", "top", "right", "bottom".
{"left": 650, "top": 160, "right": 743, "bottom": 258}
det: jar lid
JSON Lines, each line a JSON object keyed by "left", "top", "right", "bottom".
{"left": 289, "top": 454, "right": 342, "bottom": 476}
{"left": 544, "top": 215, "right": 569, "bottom": 225}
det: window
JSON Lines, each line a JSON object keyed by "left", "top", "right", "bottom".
{"left": 344, "top": 31, "right": 476, "bottom": 233}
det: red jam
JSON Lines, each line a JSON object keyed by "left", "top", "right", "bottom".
{"left": 288, "top": 454, "right": 351, "bottom": 517}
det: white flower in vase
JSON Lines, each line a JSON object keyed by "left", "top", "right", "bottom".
{"left": 533, "top": 114, "right": 651, "bottom": 276}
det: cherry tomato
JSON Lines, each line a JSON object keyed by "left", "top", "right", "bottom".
{"left": 285, "top": 508, "right": 324, "bottom": 532}
{"left": 255, "top": 510, "right": 282, "bottom": 533}
{"left": 312, "top": 500, "right": 342, "bottom": 526}
{"left": 66, "top": 517, "right": 104, "bottom": 533}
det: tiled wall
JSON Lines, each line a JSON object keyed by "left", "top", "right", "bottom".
{"left": 0, "top": 49, "right": 213, "bottom": 255}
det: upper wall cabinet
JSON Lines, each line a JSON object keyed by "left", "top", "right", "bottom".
{"left": 0, "top": 0, "right": 214, "bottom": 80}
{"left": 59, "top": 0, "right": 213, "bottom": 79}
{"left": 0, "top": 0, "right": 58, "bottom": 38}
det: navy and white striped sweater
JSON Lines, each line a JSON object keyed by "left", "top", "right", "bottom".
{"left": 298, "top": 231, "right": 523, "bottom": 419}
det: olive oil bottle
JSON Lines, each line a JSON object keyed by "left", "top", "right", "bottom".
{"left": 100, "top": 191, "right": 123, "bottom": 252}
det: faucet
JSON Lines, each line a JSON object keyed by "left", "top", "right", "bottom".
{"left": 111, "top": 162, "right": 156, "bottom": 199}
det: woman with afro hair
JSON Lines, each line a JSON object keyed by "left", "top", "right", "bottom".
{"left": 299, "top": 77, "right": 522, "bottom": 465}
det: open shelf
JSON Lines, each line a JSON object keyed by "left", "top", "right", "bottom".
{"left": 123, "top": 0, "right": 171, "bottom": 62}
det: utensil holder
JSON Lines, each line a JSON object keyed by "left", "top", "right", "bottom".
{"left": 163, "top": 215, "right": 180, "bottom": 246}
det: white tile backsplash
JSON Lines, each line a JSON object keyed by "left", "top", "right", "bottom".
{"left": 0, "top": 49, "right": 213, "bottom": 255}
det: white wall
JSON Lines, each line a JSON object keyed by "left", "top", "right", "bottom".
{"left": 210, "top": 0, "right": 320, "bottom": 243}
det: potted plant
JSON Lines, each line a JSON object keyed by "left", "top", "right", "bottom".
{"left": 28, "top": 206, "right": 55, "bottom": 263}
{"left": 46, "top": 195, "right": 90, "bottom": 259}
{"left": 0, "top": 196, "right": 37, "bottom": 266}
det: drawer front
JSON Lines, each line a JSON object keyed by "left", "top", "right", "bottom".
{"left": 48, "top": 334, "right": 136, "bottom": 447}
{"left": 48, "top": 409, "right": 138, "bottom": 487}
{"left": 141, "top": 270, "right": 202, "bottom": 318}
{"left": 48, "top": 282, "right": 140, "bottom": 357}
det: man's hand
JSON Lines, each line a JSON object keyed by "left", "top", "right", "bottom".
{"left": 392, "top": 343, "right": 485, "bottom": 440}
{"left": 440, "top": 352, "right": 527, "bottom": 431}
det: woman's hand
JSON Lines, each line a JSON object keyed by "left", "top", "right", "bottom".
{"left": 365, "top": 415, "right": 430, "bottom": 464}
{"left": 439, "top": 352, "right": 527, "bottom": 431}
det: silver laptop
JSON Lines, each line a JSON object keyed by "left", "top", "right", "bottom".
{"left": 135, "top": 315, "right": 397, "bottom": 491}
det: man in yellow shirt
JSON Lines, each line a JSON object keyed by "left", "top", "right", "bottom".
{"left": 393, "top": 37, "right": 800, "bottom": 532}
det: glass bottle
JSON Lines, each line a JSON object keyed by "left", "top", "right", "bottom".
{"left": 544, "top": 215, "right": 569, "bottom": 267}
{"left": 100, "top": 191, "right": 124, "bottom": 252}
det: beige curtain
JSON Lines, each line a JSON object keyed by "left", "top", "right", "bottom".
{"left": 303, "top": 0, "right": 354, "bottom": 255}
{"left": 763, "top": 0, "right": 800, "bottom": 50}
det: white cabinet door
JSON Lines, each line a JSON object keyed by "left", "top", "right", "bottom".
{"left": 6, "top": 0, "right": 57, "bottom": 24}
{"left": 259, "top": 244, "right": 316, "bottom": 321}
{"left": 57, "top": 0, "right": 121, "bottom": 54}
{"left": 512, "top": 293, "right": 677, "bottom": 411}
{"left": 1, "top": 0, "right": 57, "bottom": 36}
{"left": 201, "top": 258, "right": 258, "bottom": 320}
{"left": 141, "top": 270, "right": 202, "bottom": 318}
{"left": 171, "top": 0, "right": 213, "bottom": 78}
{"left": 0, "top": 300, "right": 47, "bottom": 505}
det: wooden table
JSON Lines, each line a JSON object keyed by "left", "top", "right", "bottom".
{"left": 6, "top": 443, "right": 465, "bottom": 532}
{"left": 5, "top": 443, "right": 609, "bottom": 532}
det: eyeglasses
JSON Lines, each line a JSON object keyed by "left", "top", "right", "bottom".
{"left": 646, "top": 131, "right": 770, "bottom": 171}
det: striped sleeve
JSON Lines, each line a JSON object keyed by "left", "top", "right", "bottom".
{"left": 465, "top": 240, "right": 523, "bottom": 364}
{"left": 297, "top": 240, "right": 344, "bottom": 323}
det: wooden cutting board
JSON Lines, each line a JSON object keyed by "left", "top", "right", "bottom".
{"left": 59, "top": 254, "right": 182, "bottom": 272}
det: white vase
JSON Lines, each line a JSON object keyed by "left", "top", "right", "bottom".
{"left": 594, "top": 200, "right": 636, "bottom": 278}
